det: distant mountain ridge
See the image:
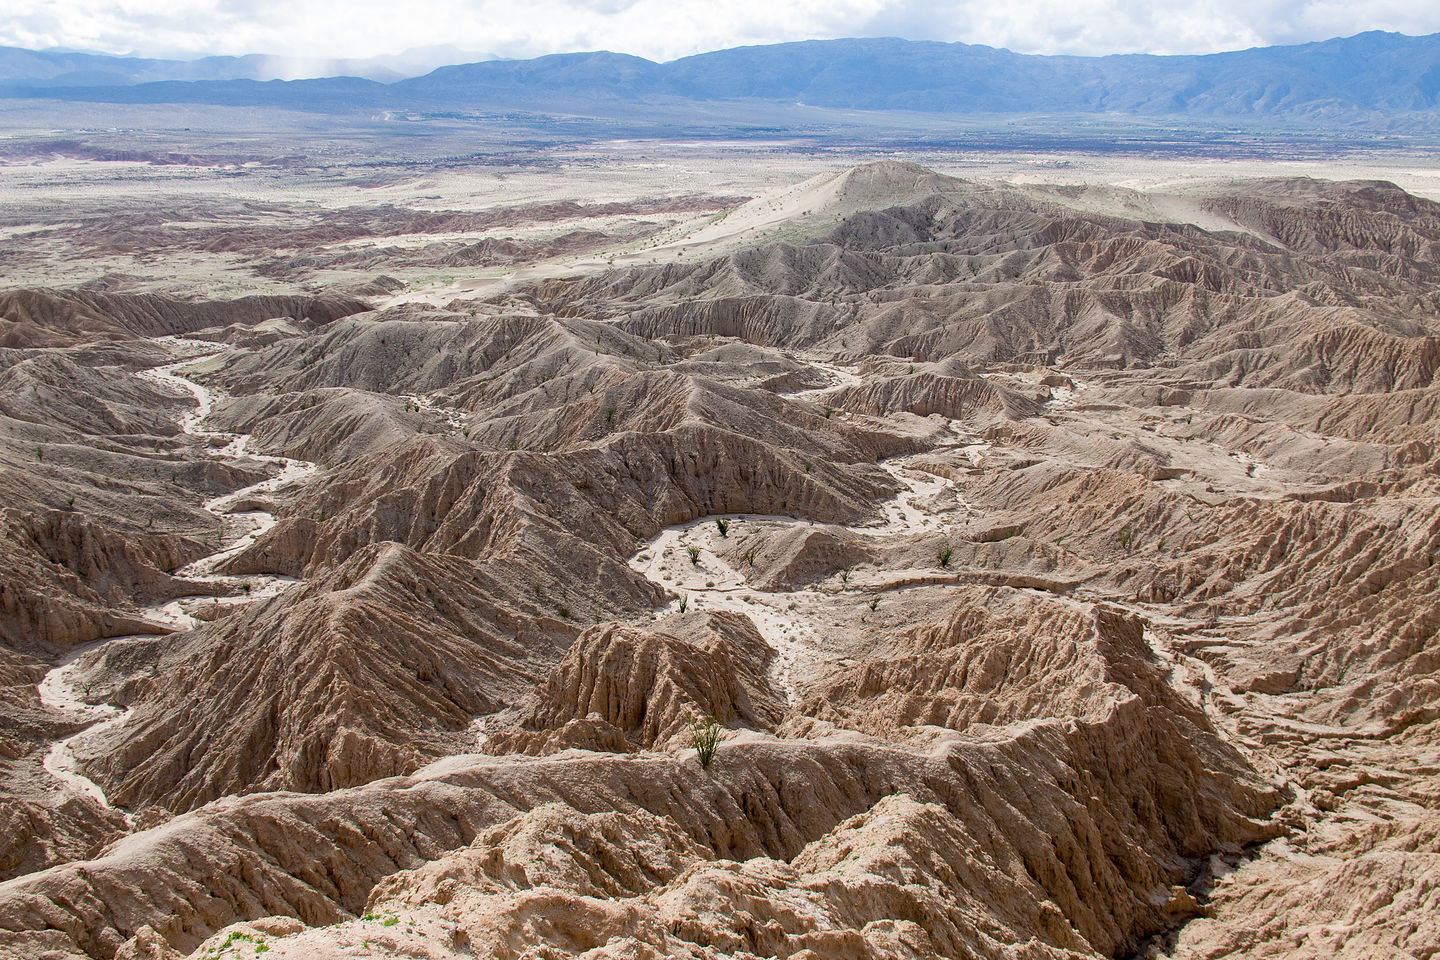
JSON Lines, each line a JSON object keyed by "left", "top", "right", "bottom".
{"left": 4, "top": 31, "right": 1440, "bottom": 122}
{"left": 0, "top": 44, "right": 493, "bottom": 85}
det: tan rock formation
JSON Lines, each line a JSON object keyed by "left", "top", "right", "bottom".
{"left": 2, "top": 162, "right": 1438, "bottom": 960}
{"left": 489, "top": 611, "right": 785, "bottom": 755}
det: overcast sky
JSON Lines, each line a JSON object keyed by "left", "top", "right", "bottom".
{"left": 4, "top": 0, "right": 1440, "bottom": 64}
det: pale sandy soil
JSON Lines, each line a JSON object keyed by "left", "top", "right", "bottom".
{"left": 7, "top": 143, "right": 1440, "bottom": 303}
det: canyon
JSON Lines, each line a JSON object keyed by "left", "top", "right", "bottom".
{"left": 0, "top": 149, "right": 1437, "bottom": 960}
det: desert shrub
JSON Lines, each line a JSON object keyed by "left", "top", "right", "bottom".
{"left": 690, "top": 715, "right": 721, "bottom": 769}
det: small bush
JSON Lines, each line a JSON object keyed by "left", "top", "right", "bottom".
{"left": 937, "top": 545, "right": 953, "bottom": 568}
{"left": 743, "top": 546, "right": 757, "bottom": 567}
{"left": 687, "top": 545, "right": 701, "bottom": 565}
{"left": 715, "top": 518, "right": 729, "bottom": 537}
{"left": 690, "top": 715, "right": 721, "bottom": 769}
{"left": 868, "top": 596, "right": 881, "bottom": 611}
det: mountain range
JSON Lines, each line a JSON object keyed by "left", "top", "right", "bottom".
{"left": 3, "top": 31, "right": 1440, "bottom": 123}
{"left": 0, "top": 44, "right": 492, "bottom": 85}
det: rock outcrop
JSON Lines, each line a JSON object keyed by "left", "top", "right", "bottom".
{"left": 489, "top": 611, "right": 786, "bottom": 755}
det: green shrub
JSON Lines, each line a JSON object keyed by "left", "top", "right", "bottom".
{"left": 690, "top": 715, "right": 721, "bottom": 769}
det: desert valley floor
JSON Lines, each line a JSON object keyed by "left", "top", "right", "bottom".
{"left": 0, "top": 138, "right": 1438, "bottom": 959}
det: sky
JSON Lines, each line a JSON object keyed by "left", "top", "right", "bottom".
{"left": 3, "top": 0, "right": 1440, "bottom": 65}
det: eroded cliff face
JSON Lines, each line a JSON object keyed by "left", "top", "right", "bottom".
{"left": 1, "top": 163, "right": 1437, "bottom": 960}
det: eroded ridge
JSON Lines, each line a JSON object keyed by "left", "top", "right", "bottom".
{"left": 31, "top": 336, "right": 321, "bottom": 816}
{"left": 0, "top": 162, "right": 1437, "bottom": 960}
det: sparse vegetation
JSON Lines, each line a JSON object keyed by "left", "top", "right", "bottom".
{"left": 687, "top": 545, "right": 701, "bottom": 564}
{"left": 715, "top": 517, "right": 729, "bottom": 537}
{"left": 937, "top": 544, "right": 953, "bottom": 568}
{"left": 690, "top": 715, "right": 721, "bottom": 769}
{"left": 677, "top": 594, "right": 688, "bottom": 613}
{"left": 868, "top": 595, "right": 881, "bottom": 611}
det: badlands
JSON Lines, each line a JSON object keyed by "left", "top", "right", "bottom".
{"left": 0, "top": 147, "right": 1438, "bottom": 960}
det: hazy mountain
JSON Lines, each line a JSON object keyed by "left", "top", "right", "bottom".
{"left": 652, "top": 32, "right": 1440, "bottom": 116}
{"left": 0, "top": 44, "right": 495, "bottom": 85}
{"left": 4, "top": 31, "right": 1440, "bottom": 122}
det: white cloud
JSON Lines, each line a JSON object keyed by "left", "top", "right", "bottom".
{"left": 2, "top": 0, "right": 1438, "bottom": 64}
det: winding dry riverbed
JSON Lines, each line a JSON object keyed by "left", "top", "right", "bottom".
{"left": 628, "top": 359, "right": 987, "bottom": 700}
{"left": 37, "top": 336, "right": 319, "bottom": 811}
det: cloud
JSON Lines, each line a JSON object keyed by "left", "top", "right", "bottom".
{"left": 1, "top": 0, "right": 1438, "bottom": 64}
{"left": 858, "top": 0, "right": 1440, "bottom": 56}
